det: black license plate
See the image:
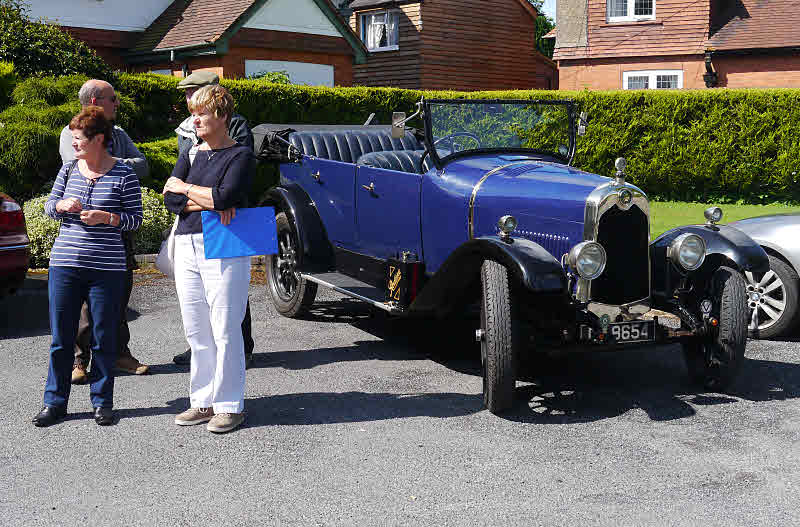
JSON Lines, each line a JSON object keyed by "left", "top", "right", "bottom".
{"left": 608, "top": 320, "right": 655, "bottom": 343}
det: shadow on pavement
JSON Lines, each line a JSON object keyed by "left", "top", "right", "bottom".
{"left": 286, "top": 300, "right": 800, "bottom": 425}
{"left": 0, "top": 273, "right": 142, "bottom": 339}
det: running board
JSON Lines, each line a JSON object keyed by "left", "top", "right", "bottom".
{"left": 301, "top": 272, "right": 404, "bottom": 314}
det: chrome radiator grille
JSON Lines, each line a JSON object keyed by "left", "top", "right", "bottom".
{"left": 591, "top": 205, "right": 649, "bottom": 305}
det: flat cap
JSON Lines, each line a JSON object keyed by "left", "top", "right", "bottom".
{"left": 177, "top": 71, "right": 219, "bottom": 90}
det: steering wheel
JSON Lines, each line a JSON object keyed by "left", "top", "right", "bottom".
{"left": 433, "top": 132, "right": 482, "bottom": 155}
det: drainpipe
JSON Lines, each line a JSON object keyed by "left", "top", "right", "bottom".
{"left": 703, "top": 51, "right": 719, "bottom": 88}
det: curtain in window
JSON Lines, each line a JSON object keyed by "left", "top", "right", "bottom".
{"left": 364, "top": 11, "right": 398, "bottom": 50}
{"left": 608, "top": 0, "right": 627, "bottom": 18}
{"left": 656, "top": 75, "right": 678, "bottom": 89}
{"left": 627, "top": 76, "right": 649, "bottom": 90}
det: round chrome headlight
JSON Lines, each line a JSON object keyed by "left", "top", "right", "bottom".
{"left": 668, "top": 233, "right": 706, "bottom": 271}
{"left": 568, "top": 241, "right": 607, "bottom": 280}
{"left": 704, "top": 206, "right": 723, "bottom": 225}
{"left": 498, "top": 215, "right": 518, "bottom": 235}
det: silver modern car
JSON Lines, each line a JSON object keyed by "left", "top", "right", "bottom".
{"left": 727, "top": 213, "right": 800, "bottom": 339}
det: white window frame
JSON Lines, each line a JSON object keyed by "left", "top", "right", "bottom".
{"left": 623, "top": 70, "right": 683, "bottom": 90}
{"left": 607, "top": 0, "right": 656, "bottom": 22}
{"left": 360, "top": 9, "right": 400, "bottom": 52}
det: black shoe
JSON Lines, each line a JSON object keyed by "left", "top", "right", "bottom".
{"left": 245, "top": 354, "right": 254, "bottom": 370}
{"left": 173, "top": 348, "right": 191, "bottom": 365}
{"left": 32, "top": 406, "right": 67, "bottom": 427}
{"left": 94, "top": 407, "right": 114, "bottom": 426}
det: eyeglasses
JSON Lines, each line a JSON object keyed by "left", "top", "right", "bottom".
{"left": 80, "top": 178, "right": 97, "bottom": 210}
{"left": 95, "top": 95, "right": 118, "bottom": 103}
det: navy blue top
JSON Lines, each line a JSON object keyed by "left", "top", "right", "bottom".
{"left": 164, "top": 143, "right": 254, "bottom": 235}
{"left": 45, "top": 161, "right": 143, "bottom": 271}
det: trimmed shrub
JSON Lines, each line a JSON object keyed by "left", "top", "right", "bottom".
{"left": 0, "top": 60, "right": 15, "bottom": 109}
{"left": 22, "top": 193, "right": 58, "bottom": 268}
{"left": 115, "top": 73, "right": 184, "bottom": 140}
{"left": 23, "top": 187, "right": 173, "bottom": 268}
{"left": 136, "top": 137, "right": 178, "bottom": 191}
{"left": 136, "top": 186, "right": 174, "bottom": 255}
{"left": 0, "top": 0, "right": 112, "bottom": 79}
{"left": 0, "top": 120, "right": 61, "bottom": 198}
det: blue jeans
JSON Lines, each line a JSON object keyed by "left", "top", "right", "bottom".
{"left": 44, "top": 266, "right": 125, "bottom": 409}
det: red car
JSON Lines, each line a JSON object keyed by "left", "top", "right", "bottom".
{"left": 0, "top": 192, "right": 30, "bottom": 297}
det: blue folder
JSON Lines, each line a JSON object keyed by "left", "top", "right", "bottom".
{"left": 201, "top": 207, "right": 278, "bottom": 259}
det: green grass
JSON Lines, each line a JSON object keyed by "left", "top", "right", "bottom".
{"left": 650, "top": 201, "right": 800, "bottom": 238}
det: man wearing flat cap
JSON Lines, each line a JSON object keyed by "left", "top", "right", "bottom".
{"left": 171, "top": 71, "right": 256, "bottom": 368}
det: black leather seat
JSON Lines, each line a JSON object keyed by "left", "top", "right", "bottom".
{"left": 288, "top": 129, "right": 422, "bottom": 164}
{"left": 356, "top": 150, "right": 433, "bottom": 174}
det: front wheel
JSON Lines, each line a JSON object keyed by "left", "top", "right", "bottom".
{"left": 682, "top": 266, "right": 748, "bottom": 390}
{"left": 479, "top": 260, "right": 519, "bottom": 414}
{"left": 266, "top": 212, "right": 317, "bottom": 317}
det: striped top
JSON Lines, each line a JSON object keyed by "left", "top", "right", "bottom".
{"left": 45, "top": 161, "right": 143, "bottom": 272}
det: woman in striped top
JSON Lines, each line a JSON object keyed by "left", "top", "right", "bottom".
{"left": 33, "top": 106, "right": 143, "bottom": 428}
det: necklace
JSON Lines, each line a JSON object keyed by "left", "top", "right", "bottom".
{"left": 207, "top": 149, "right": 217, "bottom": 162}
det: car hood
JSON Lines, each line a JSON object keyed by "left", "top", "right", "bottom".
{"left": 469, "top": 159, "right": 610, "bottom": 256}
{"left": 727, "top": 212, "right": 800, "bottom": 271}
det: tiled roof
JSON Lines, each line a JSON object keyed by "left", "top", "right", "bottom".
{"left": 131, "top": 0, "right": 253, "bottom": 52}
{"left": 709, "top": 0, "right": 800, "bottom": 51}
{"left": 543, "top": 27, "right": 556, "bottom": 39}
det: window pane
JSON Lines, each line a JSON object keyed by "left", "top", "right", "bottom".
{"left": 627, "top": 76, "right": 649, "bottom": 89}
{"left": 656, "top": 75, "right": 678, "bottom": 89}
{"left": 634, "top": 0, "right": 653, "bottom": 16}
{"left": 608, "top": 0, "right": 627, "bottom": 17}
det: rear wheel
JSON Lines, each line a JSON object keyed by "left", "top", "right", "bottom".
{"left": 479, "top": 260, "right": 519, "bottom": 414}
{"left": 746, "top": 254, "right": 799, "bottom": 339}
{"left": 682, "top": 266, "right": 748, "bottom": 390}
{"left": 266, "top": 212, "right": 317, "bottom": 317}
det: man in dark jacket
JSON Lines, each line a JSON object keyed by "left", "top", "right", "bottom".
{"left": 171, "top": 71, "right": 256, "bottom": 367}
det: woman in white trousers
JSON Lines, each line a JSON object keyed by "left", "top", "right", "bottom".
{"left": 162, "top": 85, "right": 255, "bottom": 433}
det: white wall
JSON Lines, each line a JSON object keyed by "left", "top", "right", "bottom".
{"left": 29, "top": 0, "right": 173, "bottom": 32}
{"left": 244, "top": 0, "right": 340, "bottom": 37}
{"left": 245, "top": 60, "right": 334, "bottom": 86}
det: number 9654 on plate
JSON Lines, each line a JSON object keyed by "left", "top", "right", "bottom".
{"left": 608, "top": 320, "right": 655, "bottom": 343}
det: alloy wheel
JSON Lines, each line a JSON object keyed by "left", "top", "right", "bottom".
{"left": 745, "top": 270, "right": 786, "bottom": 332}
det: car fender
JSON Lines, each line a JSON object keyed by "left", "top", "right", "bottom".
{"left": 409, "top": 236, "right": 567, "bottom": 315}
{"left": 650, "top": 225, "right": 769, "bottom": 285}
{"left": 259, "top": 184, "right": 334, "bottom": 272}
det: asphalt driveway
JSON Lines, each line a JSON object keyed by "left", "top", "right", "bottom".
{"left": 2, "top": 271, "right": 800, "bottom": 526}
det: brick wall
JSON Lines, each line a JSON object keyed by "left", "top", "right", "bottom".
{"left": 59, "top": 26, "right": 137, "bottom": 69}
{"left": 714, "top": 54, "right": 800, "bottom": 88}
{"left": 558, "top": 55, "right": 706, "bottom": 90}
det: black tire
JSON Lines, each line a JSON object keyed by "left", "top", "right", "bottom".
{"left": 746, "top": 254, "right": 800, "bottom": 339}
{"left": 266, "top": 212, "right": 317, "bottom": 317}
{"left": 682, "top": 266, "right": 748, "bottom": 391}
{"left": 479, "top": 260, "right": 519, "bottom": 414}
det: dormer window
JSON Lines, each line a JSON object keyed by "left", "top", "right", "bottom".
{"left": 607, "top": 0, "right": 655, "bottom": 22}
{"left": 360, "top": 10, "right": 399, "bottom": 52}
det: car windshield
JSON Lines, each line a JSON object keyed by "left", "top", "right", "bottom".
{"left": 424, "top": 100, "right": 575, "bottom": 164}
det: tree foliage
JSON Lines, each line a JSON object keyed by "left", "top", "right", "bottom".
{"left": 0, "top": 0, "right": 113, "bottom": 79}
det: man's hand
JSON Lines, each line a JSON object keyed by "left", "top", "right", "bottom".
{"left": 56, "top": 197, "right": 82, "bottom": 214}
{"left": 80, "top": 210, "right": 110, "bottom": 226}
{"left": 220, "top": 207, "right": 236, "bottom": 226}
{"left": 162, "top": 176, "right": 187, "bottom": 196}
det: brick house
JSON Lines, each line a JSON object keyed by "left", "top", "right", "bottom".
{"left": 337, "top": 0, "right": 558, "bottom": 90}
{"left": 30, "top": 0, "right": 367, "bottom": 86}
{"left": 550, "top": 0, "right": 800, "bottom": 90}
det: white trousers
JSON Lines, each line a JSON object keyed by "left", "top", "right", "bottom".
{"left": 174, "top": 233, "right": 250, "bottom": 413}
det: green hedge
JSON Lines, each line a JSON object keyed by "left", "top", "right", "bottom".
{"left": 23, "top": 187, "right": 173, "bottom": 268}
{"left": 0, "top": 61, "right": 16, "bottom": 109}
{"left": 5, "top": 73, "right": 800, "bottom": 205}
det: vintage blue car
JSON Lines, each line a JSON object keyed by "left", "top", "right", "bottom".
{"left": 254, "top": 98, "right": 769, "bottom": 414}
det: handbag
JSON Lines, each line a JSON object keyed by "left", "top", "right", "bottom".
{"left": 155, "top": 215, "right": 179, "bottom": 278}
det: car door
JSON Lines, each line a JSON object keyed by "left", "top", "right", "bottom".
{"left": 355, "top": 165, "right": 423, "bottom": 261}
{"left": 293, "top": 156, "right": 357, "bottom": 251}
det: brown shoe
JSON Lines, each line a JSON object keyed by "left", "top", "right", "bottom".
{"left": 207, "top": 412, "right": 245, "bottom": 433}
{"left": 174, "top": 407, "right": 214, "bottom": 426}
{"left": 115, "top": 355, "right": 149, "bottom": 375}
{"left": 71, "top": 364, "right": 88, "bottom": 385}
